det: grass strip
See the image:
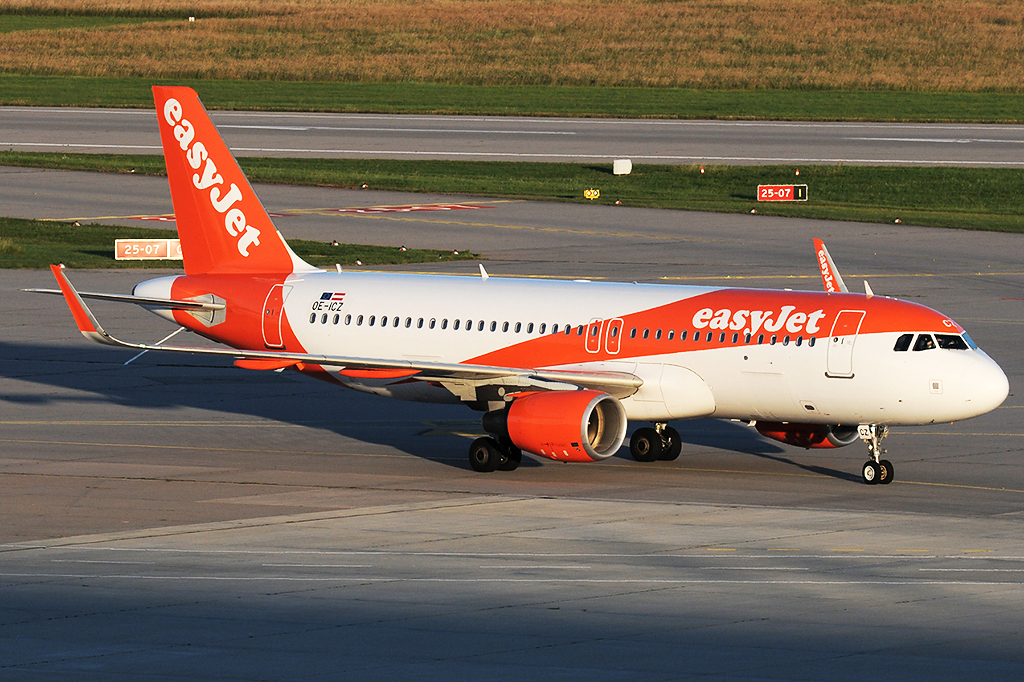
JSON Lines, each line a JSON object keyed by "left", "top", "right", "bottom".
{"left": 0, "top": 216, "right": 477, "bottom": 269}
{"left": 3, "top": 151, "right": 1023, "bottom": 233}
{"left": 1, "top": 74, "right": 1023, "bottom": 122}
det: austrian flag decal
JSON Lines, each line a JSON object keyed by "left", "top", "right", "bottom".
{"left": 320, "top": 292, "right": 346, "bottom": 302}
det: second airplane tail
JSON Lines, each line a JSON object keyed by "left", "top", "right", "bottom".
{"left": 152, "top": 86, "right": 314, "bottom": 277}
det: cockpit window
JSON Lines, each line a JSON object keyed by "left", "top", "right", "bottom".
{"left": 936, "top": 334, "right": 969, "bottom": 350}
{"left": 913, "top": 334, "right": 936, "bottom": 351}
{"left": 893, "top": 333, "right": 913, "bottom": 352}
{"left": 962, "top": 332, "right": 978, "bottom": 350}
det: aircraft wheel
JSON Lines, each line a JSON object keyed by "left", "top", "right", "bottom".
{"left": 630, "top": 427, "right": 663, "bottom": 462}
{"left": 862, "top": 460, "right": 881, "bottom": 485}
{"left": 498, "top": 444, "right": 522, "bottom": 471}
{"left": 878, "top": 459, "right": 894, "bottom": 485}
{"left": 469, "top": 437, "right": 502, "bottom": 472}
{"left": 659, "top": 427, "right": 682, "bottom": 461}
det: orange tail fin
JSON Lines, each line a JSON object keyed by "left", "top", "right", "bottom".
{"left": 152, "top": 86, "right": 312, "bottom": 276}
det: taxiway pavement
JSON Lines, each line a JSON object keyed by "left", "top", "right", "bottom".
{"left": 1, "top": 168, "right": 1022, "bottom": 680}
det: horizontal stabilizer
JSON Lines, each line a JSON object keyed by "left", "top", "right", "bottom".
{"left": 25, "top": 288, "right": 226, "bottom": 310}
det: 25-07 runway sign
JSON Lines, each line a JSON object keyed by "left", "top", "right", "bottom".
{"left": 757, "top": 184, "right": 808, "bottom": 201}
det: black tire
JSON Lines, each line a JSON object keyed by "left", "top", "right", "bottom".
{"left": 862, "top": 460, "right": 880, "bottom": 485}
{"left": 469, "top": 437, "right": 502, "bottom": 472}
{"left": 878, "top": 459, "right": 894, "bottom": 485}
{"left": 659, "top": 427, "right": 682, "bottom": 461}
{"left": 630, "top": 427, "right": 663, "bottom": 462}
{"left": 498, "top": 444, "right": 522, "bottom": 471}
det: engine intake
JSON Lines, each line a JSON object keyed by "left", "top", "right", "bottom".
{"left": 755, "top": 422, "right": 860, "bottom": 449}
{"left": 483, "top": 390, "right": 627, "bottom": 462}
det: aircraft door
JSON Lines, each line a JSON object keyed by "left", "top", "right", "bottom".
{"left": 605, "top": 318, "right": 623, "bottom": 354}
{"left": 262, "top": 284, "right": 292, "bottom": 348}
{"left": 586, "top": 318, "right": 604, "bottom": 353}
{"left": 826, "top": 310, "right": 866, "bottom": 378}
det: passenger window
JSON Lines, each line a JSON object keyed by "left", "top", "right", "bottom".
{"left": 680, "top": 330, "right": 687, "bottom": 341}
{"left": 515, "top": 322, "right": 522, "bottom": 333}
{"left": 490, "top": 321, "right": 497, "bottom": 332}
{"left": 630, "top": 328, "right": 637, "bottom": 339}
{"left": 333, "top": 314, "right": 340, "bottom": 325}
{"left": 345, "top": 314, "right": 352, "bottom": 325}
{"left": 441, "top": 319, "right": 448, "bottom": 330}
{"left": 454, "top": 319, "right": 461, "bottom": 330}
{"left": 893, "top": 333, "right": 913, "bottom": 352}
{"left": 809, "top": 337, "right": 816, "bottom": 347}
{"left": 719, "top": 332, "right": 726, "bottom": 343}
{"left": 795, "top": 335, "right": 802, "bottom": 346}
{"left": 668, "top": 330, "right": 674, "bottom": 340}
{"left": 782, "top": 335, "right": 789, "bottom": 346}
{"left": 610, "top": 326, "right": 619, "bottom": 338}
{"left": 527, "top": 323, "right": 534, "bottom": 333}
{"left": 577, "top": 325, "right": 585, "bottom": 336}
{"left": 913, "top": 334, "right": 936, "bottom": 351}
{"left": 731, "top": 332, "right": 738, "bottom": 343}
{"left": 369, "top": 315, "right": 376, "bottom": 326}
{"left": 429, "top": 318, "right": 436, "bottom": 329}
{"left": 405, "top": 317, "right": 412, "bottom": 328}
{"left": 591, "top": 325, "right": 600, "bottom": 337}
{"left": 936, "top": 334, "right": 969, "bottom": 350}
{"left": 552, "top": 324, "right": 559, "bottom": 334}
{"left": 357, "top": 315, "right": 364, "bottom": 326}
{"left": 503, "top": 321, "right": 509, "bottom": 332}
{"left": 642, "top": 329, "right": 649, "bottom": 339}
{"left": 309, "top": 313, "right": 316, "bottom": 324}
{"left": 745, "top": 333, "right": 751, "bottom": 343}
{"left": 565, "top": 325, "right": 572, "bottom": 335}
{"left": 394, "top": 317, "right": 400, "bottom": 328}
{"left": 478, "top": 320, "right": 485, "bottom": 331}
{"left": 655, "top": 329, "right": 662, "bottom": 340}
{"left": 321, "top": 314, "right": 328, "bottom": 324}
{"left": 417, "top": 318, "right": 424, "bottom": 328}
{"left": 706, "top": 332, "right": 713, "bottom": 342}
{"left": 757, "top": 334, "right": 764, "bottom": 344}
{"left": 539, "top": 323, "right": 546, "bottom": 334}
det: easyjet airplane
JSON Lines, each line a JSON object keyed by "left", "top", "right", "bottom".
{"left": 38, "top": 86, "right": 1009, "bottom": 485}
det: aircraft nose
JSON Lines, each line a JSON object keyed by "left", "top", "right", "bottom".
{"left": 967, "top": 352, "right": 1009, "bottom": 416}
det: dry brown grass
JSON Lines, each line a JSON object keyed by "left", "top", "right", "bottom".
{"left": 1, "top": 0, "right": 1022, "bottom": 90}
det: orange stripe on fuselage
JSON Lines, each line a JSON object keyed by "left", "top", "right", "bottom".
{"left": 466, "top": 288, "right": 961, "bottom": 368}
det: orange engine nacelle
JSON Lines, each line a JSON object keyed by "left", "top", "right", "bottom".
{"left": 755, "top": 422, "right": 860, "bottom": 449}
{"left": 483, "top": 390, "right": 627, "bottom": 462}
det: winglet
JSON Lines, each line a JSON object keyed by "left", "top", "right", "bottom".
{"left": 812, "top": 239, "right": 848, "bottom": 293}
{"left": 49, "top": 265, "right": 119, "bottom": 346}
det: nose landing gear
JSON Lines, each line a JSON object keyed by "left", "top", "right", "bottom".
{"left": 859, "top": 424, "right": 893, "bottom": 485}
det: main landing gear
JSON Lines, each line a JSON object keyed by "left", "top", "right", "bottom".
{"left": 859, "top": 424, "right": 894, "bottom": 485}
{"left": 629, "top": 423, "right": 682, "bottom": 462}
{"left": 468, "top": 436, "right": 523, "bottom": 473}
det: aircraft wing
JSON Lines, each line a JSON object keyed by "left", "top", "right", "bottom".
{"left": 812, "top": 238, "right": 849, "bottom": 293}
{"left": 47, "top": 265, "right": 643, "bottom": 399}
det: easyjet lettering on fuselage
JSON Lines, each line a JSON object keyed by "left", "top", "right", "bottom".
{"left": 161, "top": 98, "right": 262, "bottom": 257}
{"left": 692, "top": 306, "right": 826, "bottom": 336}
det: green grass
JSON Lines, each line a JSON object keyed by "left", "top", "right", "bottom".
{"left": 0, "top": 15, "right": 162, "bottom": 33}
{"left": 0, "top": 216, "right": 477, "bottom": 269}
{"left": 1, "top": 74, "right": 1023, "bottom": 122}
{"left": 3, "top": 151, "right": 1023, "bottom": 233}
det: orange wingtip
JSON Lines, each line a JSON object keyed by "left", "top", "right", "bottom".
{"left": 50, "top": 264, "right": 99, "bottom": 333}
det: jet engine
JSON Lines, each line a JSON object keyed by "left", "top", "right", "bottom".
{"left": 755, "top": 422, "right": 860, "bottom": 449}
{"left": 482, "top": 390, "right": 627, "bottom": 462}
